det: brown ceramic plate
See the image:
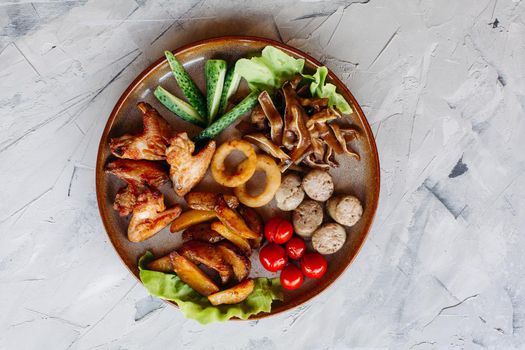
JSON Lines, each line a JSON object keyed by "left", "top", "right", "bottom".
{"left": 96, "top": 36, "right": 379, "bottom": 320}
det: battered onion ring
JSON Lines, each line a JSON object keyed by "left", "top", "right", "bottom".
{"left": 234, "top": 154, "right": 282, "bottom": 208}
{"left": 211, "top": 140, "right": 257, "bottom": 187}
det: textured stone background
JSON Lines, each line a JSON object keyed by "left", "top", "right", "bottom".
{"left": 1, "top": 0, "right": 524, "bottom": 349}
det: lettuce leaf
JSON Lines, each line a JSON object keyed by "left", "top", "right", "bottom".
{"left": 234, "top": 46, "right": 305, "bottom": 91}
{"left": 138, "top": 251, "right": 283, "bottom": 324}
{"left": 308, "top": 66, "right": 353, "bottom": 114}
{"left": 235, "top": 46, "right": 353, "bottom": 114}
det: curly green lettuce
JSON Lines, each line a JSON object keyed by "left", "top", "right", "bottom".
{"left": 234, "top": 46, "right": 305, "bottom": 91}
{"left": 234, "top": 46, "right": 352, "bottom": 114}
{"left": 138, "top": 251, "right": 283, "bottom": 324}
{"left": 307, "top": 66, "right": 352, "bottom": 114}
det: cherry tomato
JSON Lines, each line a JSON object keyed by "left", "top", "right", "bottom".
{"left": 280, "top": 264, "right": 304, "bottom": 290}
{"left": 259, "top": 243, "right": 288, "bottom": 272}
{"left": 264, "top": 217, "right": 293, "bottom": 244}
{"left": 300, "top": 252, "right": 327, "bottom": 279}
{"left": 286, "top": 237, "right": 306, "bottom": 260}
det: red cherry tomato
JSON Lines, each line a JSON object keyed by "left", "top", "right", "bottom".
{"left": 259, "top": 243, "right": 288, "bottom": 272}
{"left": 280, "top": 264, "right": 304, "bottom": 290}
{"left": 286, "top": 237, "right": 306, "bottom": 260}
{"left": 300, "top": 252, "right": 327, "bottom": 279}
{"left": 264, "top": 217, "right": 293, "bottom": 244}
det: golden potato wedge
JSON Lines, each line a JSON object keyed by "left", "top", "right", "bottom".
{"left": 170, "top": 209, "right": 216, "bottom": 233}
{"left": 217, "top": 241, "right": 251, "bottom": 282}
{"left": 182, "top": 223, "right": 224, "bottom": 243}
{"left": 169, "top": 251, "right": 219, "bottom": 296}
{"left": 147, "top": 255, "right": 172, "bottom": 272}
{"left": 185, "top": 192, "right": 239, "bottom": 211}
{"left": 207, "top": 279, "right": 255, "bottom": 306}
{"left": 178, "top": 241, "right": 233, "bottom": 284}
{"left": 237, "top": 205, "right": 263, "bottom": 249}
{"left": 237, "top": 206, "right": 263, "bottom": 235}
{"left": 214, "top": 195, "right": 260, "bottom": 239}
{"left": 210, "top": 221, "right": 252, "bottom": 256}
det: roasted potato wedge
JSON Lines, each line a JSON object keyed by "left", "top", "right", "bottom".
{"left": 170, "top": 209, "right": 216, "bottom": 233}
{"left": 214, "top": 195, "right": 260, "bottom": 239}
{"left": 211, "top": 221, "right": 252, "bottom": 256}
{"left": 182, "top": 223, "right": 224, "bottom": 243}
{"left": 185, "top": 192, "right": 239, "bottom": 211}
{"left": 207, "top": 279, "right": 255, "bottom": 306}
{"left": 178, "top": 241, "right": 233, "bottom": 284}
{"left": 169, "top": 251, "right": 219, "bottom": 296}
{"left": 237, "top": 205, "right": 263, "bottom": 235}
{"left": 250, "top": 236, "right": 263, "bottom": 249}
{"left": 217, "top": 241, "right": 251, "bottom": 282}
{"left": 147, "top": 255, "right": 172, "bottom": 272}
{"left": 237, "top": 205, "right": 263, "bottom": 249}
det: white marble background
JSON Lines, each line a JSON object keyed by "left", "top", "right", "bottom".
{"left": 1, "top": 0, "right": 524, "bottom": 349}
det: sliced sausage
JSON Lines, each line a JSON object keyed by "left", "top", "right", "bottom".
{"left": 292, "top": 199, "right": 323, "bottom": 239}
{"left": 327, "top": 195, "right": 363, "bottom": 227}
{"left": 302, "top": 169, "right": 334, "bottom": 201}
{"left": 312, "top": 223, "right": 346, "bottom": 254}
{"left": 275, "top": 173, "right": 305, "bottom": 211}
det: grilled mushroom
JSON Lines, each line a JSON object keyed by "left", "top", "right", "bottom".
{"left": 303, "top": 152, "right": 331, "bottom": 170}
{"left": 258, "top": 91, "right": 283, "bottom": 145}
{"left": 244, "top": 133, "right": 290, "bottom": 163}
{"left": 282, "top": 82, "right": 311, "bottom": 162}
{"left": 330, "top": 124, "right": 360, "bottom": 160}
{"left": 306, "top": 108, "right": 340, "bottom": 129}
{"left": 324, "top": 145, "right": 339, "bottom": 167}
{"left": 250, "top": 105, "right": 267, "bottom": 130}
{"left": 299, "top": 97, "right": 329, "bottom": 112}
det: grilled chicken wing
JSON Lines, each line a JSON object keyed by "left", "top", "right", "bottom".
{"left": 109, "top": 102, "right": 173, "bottom": 160}
{"left": 166, "top": 132, "right": 216, "bottom": 196}
{"left": 105, "top": 159, "right": 169, "bottom": 216}
{"left": 106, "top": 159, "right": 169, "bottom": 187}
{"left": 128, "top": 188, "right": 181, "bottom": 242}
{"left": 113, "top": 185, "right": 140, "bottom": 216}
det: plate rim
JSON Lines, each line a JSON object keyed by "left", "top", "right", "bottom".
{"left": 95, "top": 35, "right": 380, "bottom": 321}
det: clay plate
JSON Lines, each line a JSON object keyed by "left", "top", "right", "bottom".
{"left": 96, "top": 36, "right": 380, "bottom": 320}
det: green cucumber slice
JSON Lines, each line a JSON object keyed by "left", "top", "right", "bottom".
{"left": 164, "top": 50, "right": 207, "bottom": 120}
{"left": 194, "top": 91, "right": 259, "bottom": 143}
{"left": 154, "top": 86, "right": 206, "bottom": 128}
{"left": 218, "top": 68, "right": 241, "bottom": 115}
{"left": 205, "top": 59, "right": 227, "bottom": 124}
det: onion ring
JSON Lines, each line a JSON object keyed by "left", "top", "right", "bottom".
{"left": 234, "top": 154, "right": 282, "bottom": 207}
{"left": 211, "top": 140, "right": 257, "bottom": 187}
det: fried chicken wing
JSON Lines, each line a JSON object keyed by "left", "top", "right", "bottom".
{"left": 105, "top": 159, "right": 169, "bottom": 187}
{"left": 128, "top": 188, "right": 181, "bottom": 242}
{"left": 105, "top": 159, "right": 169, "bottom": 216}
{"left": 166, "top": 132, "right": 216, "bottom": 196}
{"left": 113, "top": 185, "right": 140, "bottom": 216}
{"left": 109, "top": 102, "right": 173, "bottom": 160}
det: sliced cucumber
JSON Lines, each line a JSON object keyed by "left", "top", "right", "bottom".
{"left": 194, "top": 91, "right": 259, "bottom": 143}
{"left": 164, "top": 50, "right": 207, "bottom": 120}
{"left": 205, "top": 59, "right": 227, "bottom": 124}
{"left": 218, "top": 68, "right": 241, "bottom": 115}
{"left": 154, "top": 86, "right": 206, "bottom": 128}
